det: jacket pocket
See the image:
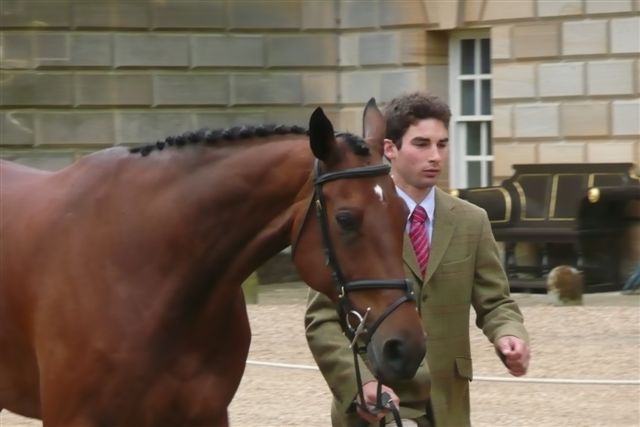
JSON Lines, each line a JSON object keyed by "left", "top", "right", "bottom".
{"left": 439, "top": 254, "right": 473, "bottom": 274}
{"left": 455, "top": 356, "right": 473, "bottom": 381}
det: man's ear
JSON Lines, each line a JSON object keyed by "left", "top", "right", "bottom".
{"left": 383, "top": 138, "right": 397, "bottom": 161}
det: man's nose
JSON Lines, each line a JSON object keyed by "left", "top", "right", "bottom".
{"left": 427, "top": 145, "right": 441, "bottom": 161}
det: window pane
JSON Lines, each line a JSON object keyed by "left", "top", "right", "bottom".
{"left": 481, "top": 79, "right": 491, "bottom": 114}
{"left": 466, "top": 122, "right": 481, "bottom": 155}
{"left": 487, "top": 161, "right": 493, "bottom": 185}
{"left": 481, "top": 38, "right": 491, "bottom": 74}
{"left": 468, "top": 161, "right": 481, "bottom": 188}
{"left": 461, "top": 39, "right": 475, "bottom": 75}
{"left": 461, "top": 80, "right": 475, "bottom": 115}
{"left": 486, "top": 122, "right": 493, "bottom": 155}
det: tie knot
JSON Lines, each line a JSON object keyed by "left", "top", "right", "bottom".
{"left": 411, "top": 205, "right": 427, "bottom": 225}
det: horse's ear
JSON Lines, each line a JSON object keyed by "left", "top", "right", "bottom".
{"left": 363, "top": 98, "right": 386, "bottom": 156}
{"left": 309, "top": 107, "right": 337, "bottom": 163}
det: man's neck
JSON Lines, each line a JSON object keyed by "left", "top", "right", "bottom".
{"left": 399, "top": 185, "right": 435, "bottom": 205}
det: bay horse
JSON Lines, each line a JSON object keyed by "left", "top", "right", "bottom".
{"left": 0, "top": 100, "right": 426, "bottom": 426}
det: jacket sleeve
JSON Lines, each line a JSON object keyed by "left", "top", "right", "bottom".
{"left": 304, "top": 289, "right": 376, "bottom": 414}
{"left": 471, "top": 210, "right": 530, "bottom": 344}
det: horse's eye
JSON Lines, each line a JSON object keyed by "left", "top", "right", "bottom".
{"left": 335, "top": 211, "right": 360, "bottom": 232}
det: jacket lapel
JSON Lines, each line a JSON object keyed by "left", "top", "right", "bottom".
{"left": 403, "top": 233, "right": 422, "bottom": 279}
{"left": 424, "top": 187, "right": 456, "bottom": 284}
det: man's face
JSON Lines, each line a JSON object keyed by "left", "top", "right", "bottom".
{"left": 383, "top": 118, "right": 449, "bottom": 194}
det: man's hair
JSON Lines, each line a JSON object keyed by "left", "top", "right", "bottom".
{"left": 384, "top": 93, "right": 451, "bottom": 148}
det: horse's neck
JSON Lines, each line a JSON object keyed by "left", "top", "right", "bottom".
{"left": 150, "top": 137, "right": 311, "bottom": 294}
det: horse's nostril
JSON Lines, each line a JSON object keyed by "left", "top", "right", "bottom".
{"left": 383, "top": 338, "right": 405, "bottom": 366}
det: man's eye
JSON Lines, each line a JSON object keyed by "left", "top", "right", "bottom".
{"left": 335, "top": 211, "right": 360, "bottom": 232}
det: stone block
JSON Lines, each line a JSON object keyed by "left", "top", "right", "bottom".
{"left": 265, "top": 108, "right": 315, "bottom": 127}
{"left": 303, "top": 72, "right": 338, "bottom": 105}
{"left": 37, "top": 112, "right": 115, "bottom": 145}
{"left": 151, "top": 0, "right": 226, "bottom": 29}
{"left": 153, "top": 74, "right": 229, "bottom": 106}
{"left": 359, "top": 33, "right": 400, "bottom": 66}
{"left": 336, "top": 108, "right": 361, "bottom": 134}
{"left": 340, "top": 71, "right": 381, "bottom": 104}
{"left": 512, "top": 23, "right": 560, "bottom": 58}
{"left": 0, "top": 152, "right": 75, "bottom": 171}
{"left": 587, "top": 60, "right": 634, "bottom": 96}
{"left": 538, "top": 62, "right": 584, "bottom": 97}
{"left": 0, "top": 32, "right": 33, "bottom": 68}
{"left": 192, "top": 35, "right": 264, "bottom": 68}
{"left": 586, "top": 141, "right": 636, "bottom": 162}
{"left": 231, "top": 74, "right": 303, "bottom": 105}
{"left": 114, "top": 34, "right": 189, "bottom": 67}
{"left": 76, "top": 74, "right": 152, "bottom": 106}
{"left": 339, "top": 33, "right": 360, "bottom": 67}
{"left": 514, "top": 103, "right": 560, "bottom": 138}
{"left": 302, "top": 0, "right": 336, "bottom": 29}
{"left": 493, "top": 63, "right": 536, "bottom": 99}
{"left": 380, "top": 69, "right": 425, "bottom": 103}
{"left": 537, "top": 0, "right": 583, "bottom": 16}
{"left": 464, "top": 0, "right": 484, "bottom": 22}
{"left": 379, "top": 0, "right": 427, "bottom": 26}
{"left": 1, "top": 72, "right": 72, "bottom": 106}
{"left": 116, "top": 112, "right": 193, "bottom": 145}
{"left": 266, "top": 34, "right": 337, "bottom": 67}
{"left": 585, "top": 0, "right": 632, "bottom": 14}
{"left": 425, "top": 65, "right": 449, "bottom": 101}
{"left": 493, "top": 143, "right": 537, "bottom": 176}
{"left": 1, "top": 112, "right": 35, "bottom": 145}
{"left": 424, "top": 31, "right": 449, "bottom": 65}
{"left": 611, "top": 17, "right": 640, "bottom": 54}
{"left": 33, "top": 32, "right": 69, "bottom": 63}
{"left": 400, "top": 30, "right": 428, "bottom": 65}
{"left": 0, "top": 0, "right": 71, "bottom": 28}
{"left": 492, "top": 104, "right": 512, "bottom": 138}
{"left": 195, "top": 112, "right": 266, "bottom": 130}
{"left": 36, "top": 33, "right": 113, "bottom": 68}
{"left": 491, "top": 25, "right": 511, "bottom": 60}
{"left": 482, "top": 0, "right": 534, "bottom": 20}
{"left": 340, "top": 0, "right": 378, "bottom": 29}
{"left": 561, "top": 101, "right": 610, "bottom": 137}
{"left": 229, "top": 1, "right": 301, "bottom": 29}
{"left": 563, "top": 20, "right": 608, "bottom": 55}
{"left": 612, "top": 99, "right": 640, "bottom": 136}
{"left": 538, "top": 142, "right": 585, "bottom": 163}
{"left": 72, "top": 1, "right": 149, "bottom": 28}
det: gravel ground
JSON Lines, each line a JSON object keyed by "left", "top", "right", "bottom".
{"left": 2, "top": 285, "right": 639, "bottom": 427}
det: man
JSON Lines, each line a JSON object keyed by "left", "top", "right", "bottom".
{"left": 305, "top": 92, "right": 530, "bottom": 427}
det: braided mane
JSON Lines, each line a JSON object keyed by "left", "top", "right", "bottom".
{"left": 129, "top": 124, "right": 308, "bottom": 157}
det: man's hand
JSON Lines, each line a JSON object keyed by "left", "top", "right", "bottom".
{"left": 495, "top": 335, "right": 530, "bottom": 376}
{"left": 356, "top": 381, "right": 400, "bottom": 424}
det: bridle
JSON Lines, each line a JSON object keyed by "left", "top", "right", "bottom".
{"left": 292, "top": 159, "right": 415, "bottom": 426}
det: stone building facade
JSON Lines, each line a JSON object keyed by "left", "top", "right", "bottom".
{"left": 1, "top": 0, "right": 638, "bottom": 189}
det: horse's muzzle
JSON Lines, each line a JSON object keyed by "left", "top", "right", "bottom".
{"left": 368, "top": 332, "right": 426, "bottom": 382}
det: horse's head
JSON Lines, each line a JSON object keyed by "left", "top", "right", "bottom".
{"left": 292, "top": 99, "right": 426, "bottom": 383}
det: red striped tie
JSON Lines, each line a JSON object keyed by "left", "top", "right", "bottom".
{"left": 409, "top": 205, "right": 430, "bottom": 276}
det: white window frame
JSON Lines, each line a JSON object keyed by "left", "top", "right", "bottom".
{"left": 449, "top": 30, "right": 493, "bottom": 189}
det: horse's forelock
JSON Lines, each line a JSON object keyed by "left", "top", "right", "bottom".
{"left": 336, "top": 132, "right": 370, "bottom": 157}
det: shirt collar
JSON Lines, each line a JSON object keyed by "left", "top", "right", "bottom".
{"left": 395, "top": 186, "right": 436, "bottom": 223}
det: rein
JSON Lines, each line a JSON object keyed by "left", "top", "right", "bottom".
{"left": 292, "top": 159, "right": 415, "bottom": 427}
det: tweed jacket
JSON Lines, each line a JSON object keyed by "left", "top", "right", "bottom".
{"left": 305, "top": 187, "right": 529, "bottom": 427}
